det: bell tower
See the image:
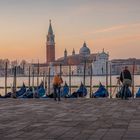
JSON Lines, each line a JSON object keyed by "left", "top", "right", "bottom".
{"left": 46, "top": 20, "right": 55, "bottom": 63}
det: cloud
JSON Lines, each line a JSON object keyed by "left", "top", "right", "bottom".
{"left": 92, "top": 23, "right": 140, "bottom": 34}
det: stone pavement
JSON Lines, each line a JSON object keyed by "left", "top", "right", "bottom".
{"left": 0, "top": 98, "right": 140, "bottom": 140}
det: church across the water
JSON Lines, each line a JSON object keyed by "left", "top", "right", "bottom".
{"left": 45, "top": 20, "right": 109, "bottom": 75}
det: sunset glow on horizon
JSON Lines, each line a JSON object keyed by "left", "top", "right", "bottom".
{"left": 0, "top": 0, "right": 140, "bottom": 63}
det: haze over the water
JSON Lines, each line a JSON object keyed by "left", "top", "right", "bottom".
{"left": 0, "top": 0, "right": 140, "bottom": 62}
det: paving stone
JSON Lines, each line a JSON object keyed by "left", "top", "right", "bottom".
{"left": 0, "top": 98, "right": 140, "bottom": 139}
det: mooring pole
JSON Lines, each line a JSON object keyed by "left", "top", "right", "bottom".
{"left": 32, "top": 67, "right": 35, "bottom": 88}
{"left": 13, "top": 66, "right": 17, "bottom": 97}
{"left": 69, "top": 65, "right": 71, "bottom": 95}
{"left": 28, "top": 66, "right": 31, "bottom": 88}
{"left": 132, "top": 61, "right": 135, "bottom": 98}
{"left": 83, "top": 60, "right": 86, "bottom": 86}
{"left": 37, "top": 61, "right": 40, "bottom": 87}
{"left": 48, "top": 67, "right": 51, "bottom": 95}
{"left": 109, "top": 61, "right": 112, "bottom": 98}
{"left": 106, "top": 61, "right": 109, "bottom": 93}
{"left": 44, "top": 66, "right": 47, "bottom": 92}
{"left": 90, "top": 65, "right": 93, "bottom": 98}
{"left": 60, "top": 64, "right": 62, "bottom": 77}
{"left": 5, "top": 61, "right": 8, "bottom": 95}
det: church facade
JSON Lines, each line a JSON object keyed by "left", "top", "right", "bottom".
{"left": 46, "top": 21, "right": 109, "bottom": 75}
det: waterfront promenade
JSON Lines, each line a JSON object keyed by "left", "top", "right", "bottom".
{"left": 0, "top": 98, "right": 140, "bottom": 140}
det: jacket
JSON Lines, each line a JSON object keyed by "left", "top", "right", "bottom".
{"left": 120, "top": 69, "right": 132, "bottom": 83}
{"left": 53, "top": 75, "right": 63, "bottom": 86}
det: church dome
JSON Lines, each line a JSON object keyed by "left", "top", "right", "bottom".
{"left": 79, "top": 42, "right": 90, "bottom": 55}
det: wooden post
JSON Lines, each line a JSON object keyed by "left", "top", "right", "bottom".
{"left": 106, "top": 61, "right": 108, "bottom": 93}
{"left": 132, "top": 61, "right": 135, "bottom": 98}
{"left": 37, "top": 61, "right": 39, "bottom": 87}
{"left": 83, "top": 60, "right": 86, "bottom": 86}
{"left": 109, "top": 62, "right": 112, "bottom": 98}
{"left": 44, "top": 67, "right": 47, "bottom": 92}
{"left": 5, "top": 61, "right": 8, "bottom": 95}
{"left": 60, "top": 64, "right": 62, "bottom": 77}
{"left": 69, "top": 65, "right": 71, "bottom": 95}
{"left": 90, "top": 65, "right": 93, "bottom": 98}
{"left": 28, "top": 66, "right": 31, "bottom": 88}
{"left": 32, "top": 67, "right": 34, "bottom": 88}
{"left": 13, "top": 66, "right": 17, "bottom": 97}
{"left": 43, "top": 72, "right": 45, "bottom": 85}
{"left": 48, "top": 67, "right": 51, "bottom": 95}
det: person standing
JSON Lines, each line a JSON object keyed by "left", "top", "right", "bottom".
{"left": 120, "top": 66, "right": 132, "bottom": 100}
{"left": 53, "top": 73, "right": 63, "bottom": 101}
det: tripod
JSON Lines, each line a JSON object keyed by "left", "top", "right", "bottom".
{"left": 112, "top": 77, "right": 122, "bottom": 98}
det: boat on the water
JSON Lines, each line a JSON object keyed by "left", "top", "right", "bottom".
{"left": 136, "top": 88, "right": 140, "bottom": 98}
{"left": 19, "top": 81, "right": 45, "bottom": 98}
{"left": 68, "top": 82, "right": 87, "bottom": 98}
{"left": 116, "top": 87, "right": 132, "bottom": 98}
{"left": 92, "top": 83, "right": 108, "bottom": 98}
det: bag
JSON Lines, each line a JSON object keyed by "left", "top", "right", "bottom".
{"left": 123, "top": 79, "right": 132, "bottom": 86}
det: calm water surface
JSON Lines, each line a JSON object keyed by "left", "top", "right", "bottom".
{"left": 0, "top": 75, "right": 140, "bottom": 96}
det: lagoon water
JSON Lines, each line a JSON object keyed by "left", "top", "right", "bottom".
{"left": 0, "top": 75, "right": 140, "bottom": 96}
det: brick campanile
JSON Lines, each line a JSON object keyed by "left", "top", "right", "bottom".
{"left": 46, "top": 20, "right": 55, "bottom": 63}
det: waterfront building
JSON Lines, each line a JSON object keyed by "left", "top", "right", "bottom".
{"left": 111, "top": 58, "right": 140, "bottom": 75}
{"left": 44, "top": 21, "right": 109, "bottom": 75}
{"left": 92, "top": 49, "right": 109, "bottom": 75}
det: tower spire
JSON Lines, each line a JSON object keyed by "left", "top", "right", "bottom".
{"left": 72, "top": 48, "right": 75, "bottom": 55}
{"left": 64, "top": 48, "right": 67, "bottom": 58}
{"left": 46, "top": 20, "right": 55, "bottom": 63}
{"left": 48, "top": 19, "right": 53, "bottom": 34}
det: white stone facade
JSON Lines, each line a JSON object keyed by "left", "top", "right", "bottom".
{"left": 92, "top": 50, "right": 109, "bottom": 75}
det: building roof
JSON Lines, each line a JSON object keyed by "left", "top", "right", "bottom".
{"left": 79, "top": 42, "right": 90, "bottom": 56}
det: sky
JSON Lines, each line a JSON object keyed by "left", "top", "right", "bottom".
{"left": 0, "top": 0, "right": 140, "bottom": 63}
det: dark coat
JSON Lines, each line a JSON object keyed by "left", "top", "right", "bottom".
{"left": 120, "top": 69, "right": 132, "bottom": 83}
